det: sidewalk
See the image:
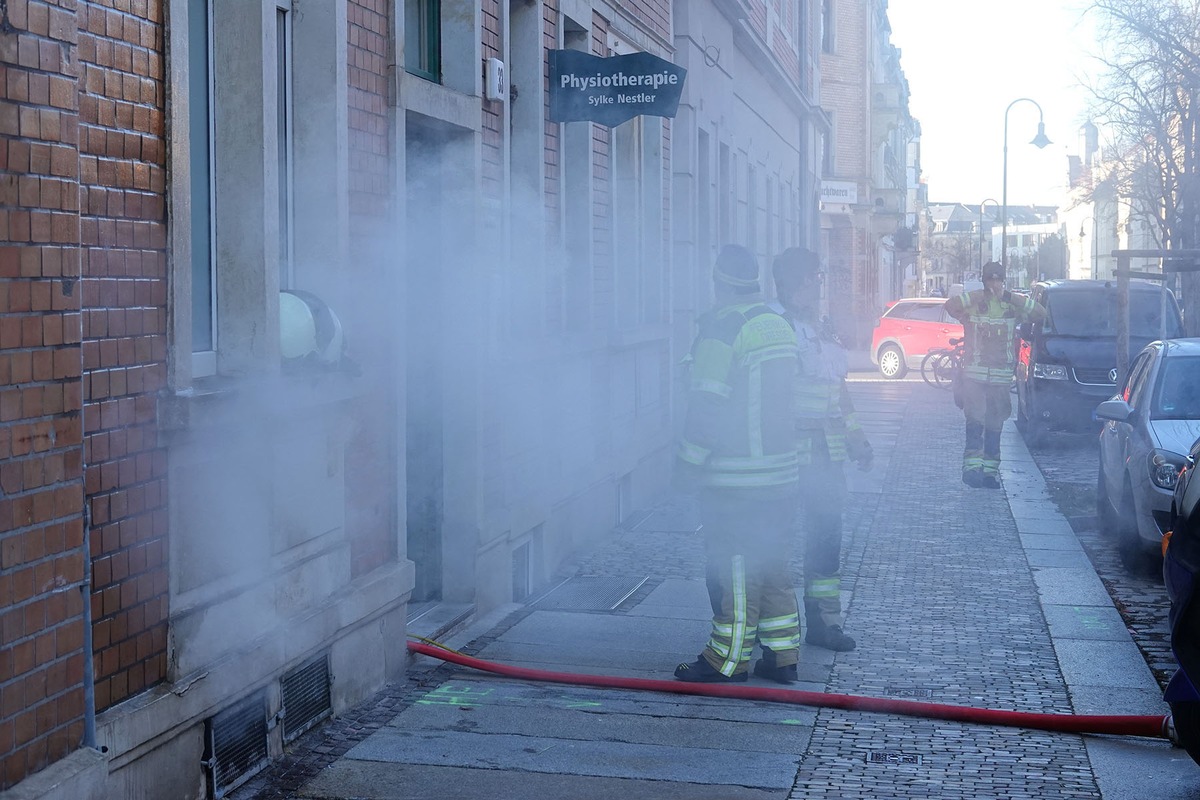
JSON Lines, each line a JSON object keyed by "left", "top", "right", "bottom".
{"left": 236, "top": 380, "right": 1199, "bottom": 799}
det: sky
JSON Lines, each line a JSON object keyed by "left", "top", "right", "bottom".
{"left": 887, "top": 0, "right": 1100, "bottom": 208}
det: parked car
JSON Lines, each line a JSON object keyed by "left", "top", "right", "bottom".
{"left": 870, "top": 297, "right": 963, "bottom": 379}
{"left": 1163, "top": 435, "right": 1200, "bottom": 764}
{"left": 1095, "top": 338, "right": 1200, "bottom": 570}
{"left": 1016, "top": 279, "right": 1185, "bottom": 442}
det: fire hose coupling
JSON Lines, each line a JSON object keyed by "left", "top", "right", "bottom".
{"left": 407, "top": 640, "right": 1172, "bottom": 741}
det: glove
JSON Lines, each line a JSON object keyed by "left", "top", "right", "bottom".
{"left": 1002, "top": 290, "right": 1013, "bottom": 304}
{"left": 846, "top": 430, "right": 873, "bottom": 473}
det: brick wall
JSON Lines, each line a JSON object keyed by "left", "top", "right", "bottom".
{"left": 77, "top": 0, "right": 168, "bottom": 714}
{"left": 345, "top": 0, "right": 397, "bottom": 579}
{"left": 0, "top": 0, "right": 88, "bottom": 789}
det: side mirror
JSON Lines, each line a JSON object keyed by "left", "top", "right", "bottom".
{"left": 1094, "top": 398, "right": 1133, "bottom": 423}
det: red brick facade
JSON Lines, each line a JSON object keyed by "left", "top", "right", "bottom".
{"left": 0, "top": 0, "right": 169, "bottom": 788}
{"left": 1, "top": 0, "right": 83, "bottom": 788}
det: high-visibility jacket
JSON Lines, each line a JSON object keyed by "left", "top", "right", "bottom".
{"left": 944, "top": 290, "right": 1047, "bottom": 385}
{"left": 769, "top": 306, "right": 864, "bottom": 465}
{"left": 678, "top": 298, "right": 799, "bottom": 491}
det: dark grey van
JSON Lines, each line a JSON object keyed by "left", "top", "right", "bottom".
{"left": 1014, "top": 279, "right": 1185, "bottom": 441}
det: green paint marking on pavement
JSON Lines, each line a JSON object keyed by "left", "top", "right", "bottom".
{"left": 417, "top": 684, "right": 494, "bottom": 707}
{"left": 780, "top": 719, "right": 807, "bottom": 725}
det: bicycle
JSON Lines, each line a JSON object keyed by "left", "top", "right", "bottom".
{"left": 921, "top": 337, "right": 964, "bottom": 390}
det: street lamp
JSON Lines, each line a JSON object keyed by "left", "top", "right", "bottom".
{"left": 978, "top": 198, "right": 999, "bottom": 270}
{"left": 1001, "top": 98, "right": 1052, "bottom": 284}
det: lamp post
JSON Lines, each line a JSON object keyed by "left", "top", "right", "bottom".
{"left": 1001, "top": 98, "right": 1052, "bottom": 285}
{"left": 978, "top": 198, "right": 999, "bottom": 270}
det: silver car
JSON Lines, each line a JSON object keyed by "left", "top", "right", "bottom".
{"left": 1096, "top": 339, "right": 1200, "bottom": 570}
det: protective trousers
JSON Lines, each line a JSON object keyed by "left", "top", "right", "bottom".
{"left": 700, "top": 491, "right": 800, "bottom": 676}
{"left": 960, "top": 378, "right": 1011, "bottom": 477}
{"left": 797, "top": 437, "right": 847, "bottom": 631}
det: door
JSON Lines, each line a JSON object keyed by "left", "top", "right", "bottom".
{"left": 1101, "top": 350, "right": 1153, "bottom": 505}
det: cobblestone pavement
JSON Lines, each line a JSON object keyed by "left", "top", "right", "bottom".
{"left": 235, "top": 377, "right": 1131, "bottom": 799}
{"left": 1021, "top": 429, "right": 1175, "bottom": 689}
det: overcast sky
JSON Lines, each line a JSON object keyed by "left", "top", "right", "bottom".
{"left": 888, "top": 0, "right": 1099, "bottom": 208}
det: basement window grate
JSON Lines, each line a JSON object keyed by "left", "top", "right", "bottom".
{"left": 530, "top": 576, "right": 649, "bottom": 611}
{"left": 282, "top": 653, "right": 332, "bottom": 742}
{"left": 204, "top": 690, "right": 269, "bottom": 798}
{"left": 867, "top": 751, "right": 922, "bottom": 765}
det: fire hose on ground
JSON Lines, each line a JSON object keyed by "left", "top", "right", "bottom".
{"left": 407, "top": 639, "right": 1174, "bottom": 742}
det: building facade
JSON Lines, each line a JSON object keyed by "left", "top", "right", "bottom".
{"left": 818, "top": 0, "right": 918, "bottom": 346}
{"left": 1, "top": 1, "right": 831, "bottom": 798}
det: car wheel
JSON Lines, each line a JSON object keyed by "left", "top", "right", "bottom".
{"left": 1170, "top": 701, "right": 1200, "bottom": 765}
{"left": 1117, "top": 479, "right": 1159, "bottom": 575}
{"left": 1018, "top": 395, "right": 1045, "bottom": 446}
{"left": 878, "top": 345, "right": 906, "bottom": 379}
{"left": 1096, "top": 460, "right": 1118, "bottom": 537}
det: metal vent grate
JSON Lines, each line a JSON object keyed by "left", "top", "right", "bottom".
{"left": 867, "top": 751, "right": 922, "bottom": 765}
{"left": 282, "top": 653, "right": 332, "bottom": 742}
{"left": 530, "top": 576, "right": 648, "bottom": 611}
{"left": 205, "top": 690, "right": 268, "bottom": 798}
{"left": 883, "top": 686, "right": 934, "bottom": 698}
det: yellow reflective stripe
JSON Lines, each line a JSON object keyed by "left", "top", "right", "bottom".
{"left": 963, "top": 456, "right": 984, "bottom": 469}
{"left": 707, "top": 452, "right": 799, "bottom": 470}
{"left": 748, "top": 363, "right": 763, "bottom": 456}
{"left": 758, "top": 614, "right": 799, "bottom": 631}
{"left": 720, "top": 555, "right": 748, "bottom": 677}
{"left": 691, "top": 377, "right": 732, "bottom": 398}
{"left": 704, "top": 468, "right": 799, "bottom": 488}
{"left": 677, "top": 440, "right": 710, "bottom": 466}
{"left": 806, "top": 578, "right": 840, "bottom": 598}
{"left": 744, "top": 343, "right": 796, "bottom": 366}
{"left": 758, "top": 634, "right": 800, "bottom": 650}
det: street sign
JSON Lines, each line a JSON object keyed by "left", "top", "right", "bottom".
{"left": 549, "top": 50, "right": 686, "bottom": 127}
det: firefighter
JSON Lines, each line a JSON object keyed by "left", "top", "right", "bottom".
{"left": 674, "top": 245, "right": 802, "bottom": 684}
{"left": 770, "top": 248, "right": 872, "bottom": 653}
{"left": 944, "top": 261, "right": 1047, "bottom": 488}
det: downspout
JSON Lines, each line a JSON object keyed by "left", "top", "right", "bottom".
{"left": 81, "top": 498, "right": 97, "bottom": 749}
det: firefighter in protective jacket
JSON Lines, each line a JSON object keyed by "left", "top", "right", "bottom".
{"left": 674, "top": 245, "right": 802, "bottom": 684}
{"left": 770, "top": 248, "right": 871, "bottom": 652}
{"left": 943, "top": 261, "right": 1046, "bottom": 488}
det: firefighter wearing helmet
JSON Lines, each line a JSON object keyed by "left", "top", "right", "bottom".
{"left": 944, "top": 261, "right": 1046, "bottom": 488}
{"left": 770, "top": 247, "right": 871, "bottom": 653}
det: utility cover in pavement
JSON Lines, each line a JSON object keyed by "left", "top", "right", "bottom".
{"left": 530, "top": 576, "right": 648, "bottom": 611}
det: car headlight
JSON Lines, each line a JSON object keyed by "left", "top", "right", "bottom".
{"left": 1149, "top": 449, "right": 1188, "bottom": 490}
{"left": 1032, "top": 363, "right": 1069, "bottom": 380}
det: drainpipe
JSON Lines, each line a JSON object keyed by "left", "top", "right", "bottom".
{"left": 80, "top": 497, "right": 97, "bottom": 749}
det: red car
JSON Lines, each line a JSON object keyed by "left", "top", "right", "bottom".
{"left": 871, "top": 298, "right": 964, "bottom": 379}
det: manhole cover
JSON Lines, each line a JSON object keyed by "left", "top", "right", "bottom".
{"left": 867, "top": 751, "right": 921, "bottom": 765}
{"left": 530, "top": 576, "right": 649, "bottom": 611}
{"left": 883, "top": 686, "right": 935, "bottom": 698}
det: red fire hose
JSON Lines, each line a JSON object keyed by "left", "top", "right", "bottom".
{"left": 407, "top": 640, "right": 1171, "bottom": 740}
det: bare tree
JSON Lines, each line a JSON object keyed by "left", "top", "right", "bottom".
{"left": 924, "top": 232, "right": 977, "bottom": 288}
{"left": 1087, "top": 0, "right": 1200, "bottom": 332}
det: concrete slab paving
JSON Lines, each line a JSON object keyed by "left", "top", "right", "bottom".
{"left": 298, "top": 761, "right": 787, "bottom": 800}
{"left": 1053, "top": 639, "right": 1160, "bottom": 689}
{"left": 1032, "top": 566, "right": 1115, "bottom": 606}
{"left": 1042, "top": 603, "right": 1134, "bottom": 641}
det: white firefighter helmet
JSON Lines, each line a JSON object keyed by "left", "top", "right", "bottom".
{"left": 279, "top": 290, "right": 345, "bottom": 365}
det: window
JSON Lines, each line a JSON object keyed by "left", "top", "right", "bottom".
{"left": 188, "top": 0, "right": 216, "bottom": 373}
{"left": 821, "top": 0, "right": 834, "bottom": 53}
{"left": 276, "top": 1, "right": 294, "bottom": 288}
{"left": 168, "top": 0, "right": 347, "bottom": 380}
{"left": 405, "top": 0, "right": 441, "bottom": 81}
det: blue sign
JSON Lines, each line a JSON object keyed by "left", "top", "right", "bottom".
{"left": 549, "top": 50, "right": 686, "bottom": 127}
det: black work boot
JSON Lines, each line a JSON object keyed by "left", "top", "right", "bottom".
{"left": 980, "top": 474, "right": 1001, "bottom": 489}
{"left": 962, "top": 470, "right": 984, "bottom": 488}
{"left": 674, "top": 657, "right": 747, "bottom": 683}
{"left": 806, "top": 624, "right": 856, "bottom": 652}
{"left": 753, "top": 649, "right": 797, "bottom": 684}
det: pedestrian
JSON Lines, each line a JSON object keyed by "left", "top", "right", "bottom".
{"left": 673, "top": 244, "right": 802, "bottom": 684}
{"left": 770, "top": 248, "right": 872, "bottom": 654}
{"left": 943, "top": 261, "right": 1046, "bottom": 488}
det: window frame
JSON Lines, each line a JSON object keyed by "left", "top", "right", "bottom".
{"left": 405, "top": 0, "right": 442, "bottom": 82}
{"left": 189, "top": 0, "right": 217, "bottom": 378}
